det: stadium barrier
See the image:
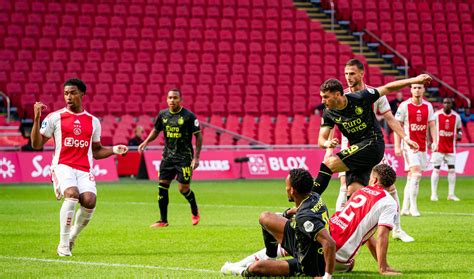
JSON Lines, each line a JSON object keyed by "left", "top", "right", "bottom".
{"left": 1, "top": 148, "right": 473, "bottom": 184}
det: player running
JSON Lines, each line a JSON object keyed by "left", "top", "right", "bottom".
{"left": 431, "top": 98, "right": 462, "bottom": 201}
{"left": 139, "top": 88, "right": 203, "bottom": 227}
{"left": 31, "top": 78, "right": 128, "bottom": 256}
{"left": 221, "top": 164, "right": 401, "bottom": 276}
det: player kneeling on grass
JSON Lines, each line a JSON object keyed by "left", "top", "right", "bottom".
{"left": 222, "top": 168, "right": 336, "bottom": 278}
{"left": 222, "top": 164, "right": 401, "bottom": 276}
{"left": 31, "top": 78, "right": 128, "bottom": 256}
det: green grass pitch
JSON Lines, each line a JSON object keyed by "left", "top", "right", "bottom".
{"left": 1, "top": 177, "right": 473, "bottom": 278}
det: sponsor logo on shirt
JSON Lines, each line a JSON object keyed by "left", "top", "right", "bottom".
{"left": 64, "top": 137, "right": 90, "bottom": 148}
{"left": 355, "top": 107, "right": 363, "bottom": 115}
{"left": 410, "top": 124, "right": 427, "bottom": 131}
{"left": 41, "top": 121, "right": 47, "bottom": 129}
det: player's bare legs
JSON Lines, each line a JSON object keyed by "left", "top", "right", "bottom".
{"left": 57, "top": 187, "right": 80, "bottom": 256}
{"left": 69, "top": 192, "right": 96, "bottom": 251}
{"left": 178, "top": 182, "right": 200, "bottom": 225}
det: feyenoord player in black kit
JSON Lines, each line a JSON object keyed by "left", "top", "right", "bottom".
{"left": 221, "top": 169, "right": 335, "bottom": 278}
{"left": 139, "top": 89, "right": 203, "bottom": 227}
{"left": 313, "top": 74, "right": 432, "bottom": 198}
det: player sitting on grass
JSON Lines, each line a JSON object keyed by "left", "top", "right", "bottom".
{"left": 223, "top": 168, "right": 336, "bottom": 278}
{"left": 221, "top": 164, "right": 401, "bottom": 276}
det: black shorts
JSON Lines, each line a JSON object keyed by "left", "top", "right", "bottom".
{"left": 337, "top": 139, "right": 385, "bottom": 186}
{"left": 159, "top": 159, "right": 193, "bottom": 184}
{"left": 281, "top": 221, "right": 325, "bottom": 277}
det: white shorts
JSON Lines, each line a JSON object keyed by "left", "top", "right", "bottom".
{"left": 51, "top": 164, "right": 97, "bottom": 200}
{"left": 431, "top": 152, "right": 455, "bottom": 166}
{"left": 403, "top": 150, "right": 428, "bottom": 172}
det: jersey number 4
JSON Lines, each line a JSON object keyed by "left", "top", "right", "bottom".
{"left": 339, "top": 194, "right": 367, "bottom": 222}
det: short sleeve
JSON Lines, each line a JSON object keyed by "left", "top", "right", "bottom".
{"left": 395, "top": 102, "right": 407, "bottom": 122}
{"left": 375, "top": 96, "right": 391, "bottom": 115}
{"left": 190, "top": 113, "right": 201, "bottom": 134}
{"left": 92, "top": 117, "right": 101, "bottom": 143}
{"left": 378, "top": 203, "right": 397, "bottom": 229}
{"left": 358, "top": 88, "right": 380, "bottom": 105}
{"left": 39, "top": 113, "right": 55, "bottom": 138}
{"left": 428, "top": 103, "right": 435, "bottom": 122}
{"left": 321, "top": 112, "right": 334, "bottom": 129}
{"left": 154, "top": 112, "right": 163, "bottom": 132}
{"left": 297, "top": 215, "right": 326, "bottom": 241}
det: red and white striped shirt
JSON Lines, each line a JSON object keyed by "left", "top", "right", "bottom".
{"left": 40, "top": 108, "right": 101, "bottom": 172}
{"left": 395, "top": 99, "right": 434, "bottom": 152}
{"left": 329, "top": 185, "right": 397, "bottom": 263}
{"left": 434, "top": 110, "right": 461, "bottom": 154}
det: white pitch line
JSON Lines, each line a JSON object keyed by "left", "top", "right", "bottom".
{"left": 0, "top": 255, "right": 218, "bottom": 274}
{"left": 1, "top": 200, "right": 473, "bottom": 216}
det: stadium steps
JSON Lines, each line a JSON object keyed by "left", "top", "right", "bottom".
{"left": 295, "top": 0, "right": 401, "bottom": 77}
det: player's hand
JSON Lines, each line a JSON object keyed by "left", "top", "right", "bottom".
{"left": 191, "top": 158, "right": 200, "bottom": 170}
{"left": 33, "top": 102, "right": 47, "bottom": 119}
{"left": 138, "top": 142, "right": 147, "bottom": 153}
{"left": 404, "top": 138, "right": 419, "bottom": 153}
{"left": 379, "top": 266, "right": 402, "bottom": 276}
{"left": 431, "top": 142, "right": 438, "bottom": 152}
{"left": 113, "top": 145, "right": 128, "bottom": 156}
{"left": 323, "top": 138, "right": 339, "bottom": 149}
{"left": 414, "top": 74, "right": 432, "bottom": 86}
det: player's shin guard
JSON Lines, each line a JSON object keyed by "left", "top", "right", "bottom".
{"left": 181, "top": 189, "right": 198, "bottom": 216}
{"left": 431, "top": 168, "right": 440, "bottom": 198}
{"left": 69, "top": 206, "right": 95, "bottom": 243}
{"left": 313, "top": 163, "right": 333, "bottom": 195}
{"left": 448, "top": 168, "right": 456, "bottom": 196}
{"left": 261, "top": 226, "right": 278, "bottom": 259}
{"left": 335, "top": 184, "right": 347, "bottom": 211}
{"left": 158, "top": 183, "right": 170, "bottom": 222}
{"left": 388, "top": 189, "right": 402, "bottom": 231}
{"left": 59, "top": 198, "right": 78, "bottom": 246}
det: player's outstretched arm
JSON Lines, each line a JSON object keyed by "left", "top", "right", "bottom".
{"left": 376, "top": 226, "right": 402, "bottom": 275}
{"left": 316, "top": 229, "right": 336, "bottom": 278}
{"left": 31, "top": 102, "right": 50, "bottom": 149}
{"left": 191, "top": 132, "right": 202, "bottom": 170}
{"left": 92, "top": 142, "right": 128, "bottom": 159}
{"left": 377, "top": 74, "right": 432, "bottom": 97}
{"left": 138, "top": 128, "right": 160, "bottom": 152}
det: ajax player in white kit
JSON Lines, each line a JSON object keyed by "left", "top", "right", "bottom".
{"left": 394, "top": 84, "right": 437, "bottom": 217}
{"left": 31, "top": 78, "right": 128, "bottom": 256}
{"left": 221, "top": 164, "right": 401, "bottom": 276}
{"left": 431, "top": 98, "right": 462, "bottom": 201}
